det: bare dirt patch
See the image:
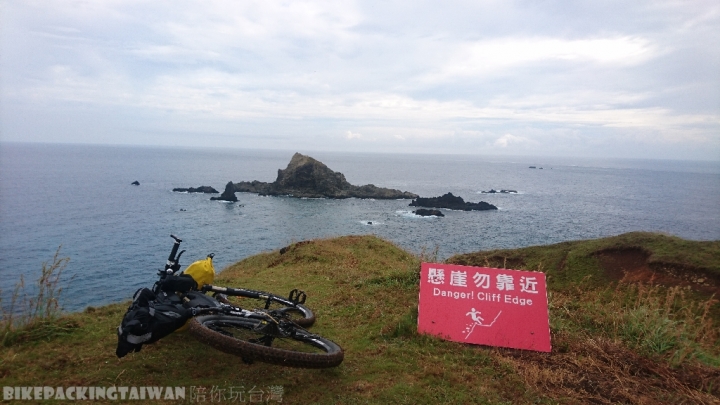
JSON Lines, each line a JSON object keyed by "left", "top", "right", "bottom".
{"left": 596, "top": 249, "right": 719, "bottom": 295}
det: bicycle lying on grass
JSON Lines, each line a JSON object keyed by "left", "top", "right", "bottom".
{"left": 116, "top": 235, "right": 343, "bottom": 368}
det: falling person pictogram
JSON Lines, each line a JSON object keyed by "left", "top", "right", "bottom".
{"left": 463, "top": 307, "right": 502, "bottom": 339}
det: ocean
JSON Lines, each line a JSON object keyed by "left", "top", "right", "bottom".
{"left": 1, "top": 142, "right": 719, "bottom": 312}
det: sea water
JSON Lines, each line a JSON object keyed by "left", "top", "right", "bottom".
{"left": 1, "top": 142, "right": 718, "bottom": 312}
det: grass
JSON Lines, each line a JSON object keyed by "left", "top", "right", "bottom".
{"left": 448, "top": 232, "right": 720, "bottom": 368}
{"left": 1, "top": 233, "right": 718, "bottom": 404}
{"left": 550, "top": 282, "right": 719, "bottom": 366}
{"left": 0, "top": 247, "right": 77, "bottom": 347}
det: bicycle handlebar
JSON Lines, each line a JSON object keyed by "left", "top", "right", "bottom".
{"left": 163, "top": 234, "right": 184, "bottom": 275}
{"left": 167, "top": 235, "right": 182, "bottom": 261}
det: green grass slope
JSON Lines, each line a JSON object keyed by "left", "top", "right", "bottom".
{"left": 1, "top": 233, "right": 718, "bottom": 404}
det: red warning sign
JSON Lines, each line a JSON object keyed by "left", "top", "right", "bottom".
{"left": 418, "top": 263, "right": 551, "bottom": 352}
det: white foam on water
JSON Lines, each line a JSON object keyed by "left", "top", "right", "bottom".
{"left": 396, "top": 210, "right": 439, "bottom": 219}
{"left": 360, "top": 220, "right": 383, "bottom": 226}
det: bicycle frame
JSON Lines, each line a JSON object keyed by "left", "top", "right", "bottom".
{"left": 119, "top": 234, "right": 343, "bottom": 368}
{"left": 156, "top": 235, "right": 310, "bottom": 332}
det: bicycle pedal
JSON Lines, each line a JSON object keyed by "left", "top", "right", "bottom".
{"left": 249, "top": 335, "right": 274, "bottom": 346}
{"left": 288, "top": 289, "right": 307, "bottom": 304}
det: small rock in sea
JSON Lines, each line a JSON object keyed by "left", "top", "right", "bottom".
{"left": 131, "top": 181, "right": 140, "bottom": 185}
{"left": 410, "top": 193, "right": 497, "bottom": 211}
{"left": 367, "top": 221, "right": 373, "bottom": 225}
{"left": 173, "top": 186, "right": 219, "bottom": 194}
{"left": 414, "top": 209, "right": 445, "bottom": 217}
{"left": 210, "top": 181, "right": 238, "bottom": 202}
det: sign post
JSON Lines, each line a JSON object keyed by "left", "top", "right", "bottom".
{"left": 418, "top": 263, "right": 551, "bottom": 352}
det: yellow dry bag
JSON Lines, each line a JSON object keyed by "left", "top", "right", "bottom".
{"left": 183, "top": 256, "right": 216, "bottom": 288}
{"left": 175, "top": 256, "right": 215, "bottom": 333}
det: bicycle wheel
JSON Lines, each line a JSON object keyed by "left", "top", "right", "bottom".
{"left": 212, "top": 288, "right": 316, "bottom": 327}
{"left": 189, "top": 314, "right": 343, "bottom": 368}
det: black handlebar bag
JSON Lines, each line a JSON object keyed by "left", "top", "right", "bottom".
{"left": 116, "top": 288, "right": 190, "bottom": 358}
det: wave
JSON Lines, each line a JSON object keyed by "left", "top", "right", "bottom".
{"left": 395, "top": 210, "right": 439, "bottom": 219}
{"left": 477, "top": 190, "right": 523, "bottom": 195}
{"left": 360, "top": 220, "right": 383, "bottom": 226}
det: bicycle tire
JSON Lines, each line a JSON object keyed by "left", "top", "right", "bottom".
{"left": 212, "top": 288, "right": 316, "bottom": 327}
{"left": 189, "top": 314, "right": 343, "bottom": 368}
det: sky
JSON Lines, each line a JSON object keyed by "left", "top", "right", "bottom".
{"left": 1, "top": 0, "right": 719, "bottom": 160}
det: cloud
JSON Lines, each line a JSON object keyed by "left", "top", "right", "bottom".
{"left": 1, "top": 0, "right": 718, "bottom": 159}
{"left": 493, "top": 134, "right": 532, "bottom": 148}
{"left": 426, "top": 36, "right": 659, "bottom": 84}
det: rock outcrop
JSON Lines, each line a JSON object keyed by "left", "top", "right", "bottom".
{"left": 480, "top": 189, "right": 517, "bottom": 194}
{"left": 210, "top": 182, "right": 238, "bottom": 202}
{"left": 413, "top": 209, "right": 445, "bottom": 217}
{"left": 409, "top": 193, "right": 497, "bottom": 211}
{"left": 233, "top": 153, "right": 418, "bottom": 199}
{"left": 173, "top": 186, "right": 219, "bottom": 194}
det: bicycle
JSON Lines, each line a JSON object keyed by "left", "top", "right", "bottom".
{"left": 119, "top": 235, "right": 344, "bottom": 368}
{"left": 158, "top": 235, "right": 316, "bottom": 327}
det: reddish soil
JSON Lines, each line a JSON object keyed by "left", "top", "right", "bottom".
{"left": 596, "top": 248, "right": 720, "bottom": 296}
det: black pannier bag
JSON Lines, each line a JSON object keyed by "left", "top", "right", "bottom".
{"left": 158, "top": 274, "right": 198, "bottom": 293}
{"left": 116, "top": 288, "right": 190, "bottom": 358}
{"left": 182, "top": 291, "right": 221, "bottom": 310}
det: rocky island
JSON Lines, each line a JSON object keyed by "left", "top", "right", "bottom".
{"left": 410, "top": 193, "right": 497, "bottom": 211}
{"left": 232, "top": 153, "right": 418, "bottom": 199}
